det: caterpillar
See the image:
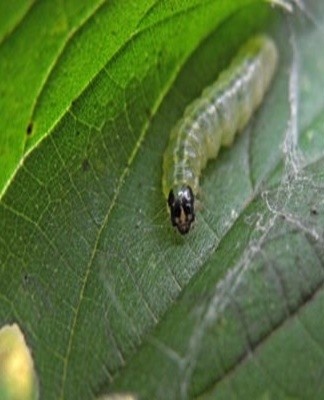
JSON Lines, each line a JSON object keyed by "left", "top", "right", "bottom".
{"left": 162, "top": 35, "right": 278, "bottom": 234}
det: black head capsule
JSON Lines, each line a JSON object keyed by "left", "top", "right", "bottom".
{"left": 167, "top": 186, "right": 195, "bottom": 234}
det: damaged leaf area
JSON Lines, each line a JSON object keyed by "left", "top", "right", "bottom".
{"left": 1, "top": 1, "right": 324, "bottom": 399}
{"left": 0, "top": 324, "right": 38, "bottom": 400}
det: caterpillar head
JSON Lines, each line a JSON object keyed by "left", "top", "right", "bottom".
{"left": 168, "top": 186, "right": 195, "bottom": 234}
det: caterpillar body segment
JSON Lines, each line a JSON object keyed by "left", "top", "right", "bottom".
{"left": 162, "top": 35, "right": 278, "bottom": 234}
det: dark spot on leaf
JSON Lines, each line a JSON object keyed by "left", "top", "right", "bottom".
{"left": 145, "top": 108, "right": 152, "bottom": 120}
{"left": 310, "top": 207, "right": 318, "bottom": 216}
{"left": 75, "top": 130, "right": 80, "bottom": 136}
{"left": 82, "top": 159, "right": 90, "bottom": 172}
{"left": 26, "top": 122, "right": 33, "bottom": 135}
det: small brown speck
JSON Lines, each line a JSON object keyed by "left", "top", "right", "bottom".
{"left": 145, "top": 108, "right": 152, "bottom": 119}
{"left": 26, "top": 122, "right": 33, "bottom": 135}
{"left": 310, "top": 207, "right": 318, "bottom": 216}
{"left": 82, "top": 159, "right": 90, "bottom": 172}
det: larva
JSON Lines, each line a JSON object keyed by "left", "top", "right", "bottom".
{"left": 162, "top": 35, "right": 278, "bottom": 234}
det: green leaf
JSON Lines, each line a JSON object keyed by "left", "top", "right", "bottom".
{"left": 1, "top": 1, "right": 324, "bottom": 400}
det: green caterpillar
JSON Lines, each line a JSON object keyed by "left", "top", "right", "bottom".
{"left": 162, "top": 35, "right": 278, "bottom": 234}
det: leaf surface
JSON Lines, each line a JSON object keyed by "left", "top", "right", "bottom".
{"left": 1, "top": 1, "right": 324, "bottom": 399}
